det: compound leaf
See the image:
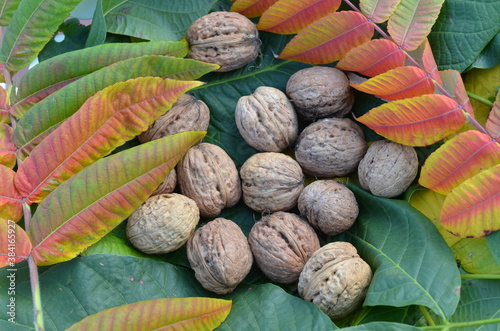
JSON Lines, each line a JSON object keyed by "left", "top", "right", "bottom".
{"left": 231, "top": 0, "right": 279, "bottom": 18}
{"left": 0, "top": 218, "right": 32, "bottom": 267}
{"left": 0, "top": 165, "right": 22, "bottom": 222}
{"left": 438, "top": 70, "right": 473, "bottom": 115}
{"left": 360, "top": 0, "right": 401, "bottom": 23}
{"left": 0, "top": 123, "right": 16, "bottom": 169}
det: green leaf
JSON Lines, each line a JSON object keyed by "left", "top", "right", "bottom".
{"left": 0, "top": 0, "right": 22, "bottom": 26}
{"left": 486, "top": 231, "right": 500, "bottom": 265}
{"left": 469, "top": 31, "right": 500, "bottom": 70}
{"left": 0, "top": 0, "right": 83, "bottom": 72}
{"left": 85, "top": 0, "right": 106, "bottom": 47}
{"left": 80, "top": 232, "right": 152, "bottom": 259}
{"left": 352, "top": 305, "right": 421, "bottom": 325}
{"left": 343, "top": 322, "right": 421, "bottom": 331}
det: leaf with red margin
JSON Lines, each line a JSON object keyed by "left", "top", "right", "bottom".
{"left": 278, "top": 11, "right": 374, "bottom": 64}
{"left": 336, "top": 39, "right": 406, "bottom": 77}
{"left": 66, "top": 297, "right": 231, "bottom": 331}
{"left": 360, "top": 0, "right": 401, "bottom": 23}
{"left": 257, "top": 0, "right": 341, "bottom": 34}
{"left": 388, "top": 0, "right": 445, "bottom": 51}
{"left": 485, "top": 90, "right": 500, "bottom": 138}
{"left": 439, "top": 70, "right": 473, "bottom": 115}
{"left": 0, "top": 123, "right": 16, "bottom": 169}
{"left": 0, "top": 218, "right": 32, "bottom": 267}
{"left": 441, "top": 165, "right": 500, "bottom": 238}
{"left": 15, "top": 77, "right": 202, "bottom": 205}
{"left": 28, "top": 131, "right": 205, "bottom": 266}
{"left": 419, "top": 130, "right": 500, "bottom": 195}
{"left": 0, "top": 165, "right": 23, "bottom": 222}
{"left": 350, "top": 66, "right": 435, "bottom": 101}
{"left": 356, "top": 94, "right": 466, "bottom": 146}
{"left": 0, "top": 86, "right": 9, "bottom": 123}
{"left": 231, "top": 0, "right": 279, "bottom": 18}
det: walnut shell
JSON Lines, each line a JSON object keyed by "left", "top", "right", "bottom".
{"left": 138, "top": 94, "right": 210, "bottom": 143}
{"left": 177, "top": 143, "right": 241, "bottom": 218}
{"left": 186, "top": 11, "right": 260, "bottom": 72}
{"left": 298, "top": 180, "right": 358, "bottom": 236}
{"left": 151, "top": 168, "right": 177, "bottom": 196}
{"left": 248, "top": 211, "right": 320, "bottom": 283}
{"left": 240, "top": 152, "right": 305, "bottom": 213}
{"left": 295, "top": 118, "right": 368, "bottom": 177}
{"left": 298, "top": 242, "right": 372, "bottom": 320}
{"left": 235, "top": 86, "right": 298, "bottom": 152}
{"left": 126, "top": 193, "right": 200, "bottom": 254}
{"left": 286, "top": 66, "right": 354, "bottom": 120}
{"left": 187, "top": 218, "right": 253, "bottom": 294}
{"left": 358, "top": 140, "right": 419, "bottom": 198}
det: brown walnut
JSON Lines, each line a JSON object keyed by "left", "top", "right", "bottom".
{"left": 151, "top": 169, "right": 177, "bottom": 196}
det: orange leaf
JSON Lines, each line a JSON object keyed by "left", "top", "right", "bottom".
{"left": 0, "top": 86, "right": 9, "bottom": 123}
{"left": 485, "top": 90, "right": 500, "bottom": 138}
{"left": 357, "top": 94, "right": 466, "bottom": 146}
{"left": 439, "top": 70, "right": 473, "bottom": 116}
{"left": 278, "top": 11, "right": 374, "bottom": 64}
{"left": 0, "top": 123, "right": 16, "bottom": 169}
{"left": 257, "top": 0, "right": 341, "bottom": 34}
{"left": 350, "top": 66, "right": 435, "bottom": 101}
{"left": 360, "top": 0, "right": 401, "bottom": 23}
{"left": 0, "top": 165, "right": 23, "bottom": 222}
{"left": 0, "top": 218, "right": 32, "bottom": 267}
{"left": 231, "top": 0, "right": 279, "bottom": 18}
{"left": 441, "top": 165, "right": 500, "bottom": 238}
{"left": 419, "top": 130, "right": 500, "bottom": 194}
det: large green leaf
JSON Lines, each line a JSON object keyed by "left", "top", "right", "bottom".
{"left": 0, "top": 0, "right": 22, "bottom": 26}
{"left": 343, "top": 322, "right": 421, "bottom": 330}
{"left": 469, "top": 31, "right": 500, "bottom": 70}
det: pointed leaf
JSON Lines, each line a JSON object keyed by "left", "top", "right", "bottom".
{"left": 0, "top": 123, "right": 16, "bottom": 169}
{"left": 0, "top": 0, "right": 22, "bottom": 26}
{"left": 388, "top": 0, "right": 445, "bottom": 51}
{"left": 405, "top": 38, "right": 442, "bottom": 84}
{"left": 67, "top": 297, "right": 232, "bottom": 331}
{"left": 10, "top": 40, "right": 189, "bottom": 118}
{"left": 231, "top": 0, "right": 279, "bottom": 18}
{"left": 0, "top": 0, "right": 82, "bottom": 72}
{"left": 278, "top": 11, "right": 374, "bottom": 64}
{"left": 14, "top": 56, "right": 218, "bottom": 160}
{"left": 419, "top": 130, "right": 500, "bottom": 194}
{"left": 0, "top": 218, "right": 32, "bottom": 267}
{"left": 356, "top": 94, "right": 466, "bottom": 146}
{"left": 485, "top": 90, "right": 500, "bottom": 138}
{"left": 15, "top": 78, "right": 202, "bottom": 204}
{"left": 0, "top": 165, "right": 22, "bottom": 222}
{"left": 256, "top": 0, "right": 341, "bottom": 34}
{"left": 351, "top": 66, "right": 435, "bottom": 101}
{"left": 438, "top": 70, "right": 473, "bottom": 115}
{"left": 0, "top": 85, "right": 9, "bottom": 123}
{"left": 440, "top": 164, "right": 500, "bottom": 238}
{"left": 360, "top": 0, "right": 401, "bottom": 23}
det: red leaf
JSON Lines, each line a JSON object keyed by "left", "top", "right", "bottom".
{"left": 0, "top": 218, "right": 32, "bottom": 267}
{"left": 278, "top": 11, "right": 374, "bottom": 64}
{"left": 0, "top": 123, "right": 16, "bottom": 169}
{"left": 360, "top": 0, "right": 401, "bottom": 23}
{"left": 231, "top": 0, "right": 279, "bottom": 18}
{"left": 0, "top": 165, "right": 23, "bottom": 222}
{"left": 485, "top": 90, "right": 500, "bottom": 138}
{"left": 439, "top": 70, "right": 473, "bottom": 116}
{"left": 0, "top": 86, "right": 9, "bottom": 123}
{"left": 357, "top": 94, "right": 466, "bottom": 146}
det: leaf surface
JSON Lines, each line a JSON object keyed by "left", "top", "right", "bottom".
{"left": 0, "top": 218, "right": 32, "bottom": 267}
{"left": 0, "top": 85, "right": 9, "bottom": 123}
{"left": 360, "top": 0, "right": 401, "bottom": 23}
{"left": 0, "top": 165, "right": 22, "bottom": 222}
{"left": 0, "top": 123, "right": 16, "bottom": 169}
{"left": 438, "top": 70, "right": 473, "bottom": 115}
{"left": 343, "top": 322, "right": 421, "bottom": 331}
{"left": 278, "top": 11, "right": 374, "bottom": 64}
{"left": 404, "top": 38, "right": 442, "bottom": 84}
{"left": 231, "top": 0, "right": 279, "bottom": 18}
{"left": 486, "top": 89, "right": 500, "bottom": 138}
{"left": 0, "top": 0, "right": 22, "bottom": 26}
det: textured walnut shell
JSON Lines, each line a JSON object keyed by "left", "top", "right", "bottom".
{"left": 187, "top": 218, "right": 253, "bottom": 294}
{"left": 151, "top": 169, "right": 177, "bottom": 196}
{"left": 186, "top": 11, "right": 260, "bottom": 72}
{"left": 240, "top": 152, "right": 305, "bottom": 213}
{"left": 177, "top": 143, "right": 241, "bottom": 218}
{"left": 358, "top": 140, "right": 418, "bottom": 198}
{"left": 126, "top": 193, "right": 200, "bottom": 254}
{"left": 295, "top": 118, "right": 368, "bottom": 177}
{"left": 235, "top": 86, "right": 298, "bottom": 152}
{"left": 286, "top": 66, "right": 354, "bottom": 120}
{"left": 298, "top": 242, "right": 372, "bottom": 320}
{"left": 298, "top": 180, "right": 359, "bottom": 236}
{"left": 138, "top": 94, "right": 210, "bottom": 143}
{"left": 248, "top": 211, "right": 320, "bottom": 283}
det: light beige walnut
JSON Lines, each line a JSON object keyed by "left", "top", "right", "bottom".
{"left": 126, "top": 193, "right": 199, "bottom": 254}
{"left": 295, "top": 118, "right": 367, "bottom": 177}
{"left": 298, "top": 180, "right": 358, "bottom": 236}
{"left": 138, "top": 94, "right": 210, "bottom": 143}
{"left": 240, "top": 152, "right": 305, "bottom": 213}
{"left": 177, "top": 143, "right": 241, "bottom": 218}
{"left": 358, "top": 140, "right": 419, "bottom": 198}
{"left": 235, "top": 86, "right": 298, "bottom": 152}
{"left": 186, "top": 11, "right": 260, "bottom": 72}
{"left": 286, "top": 66, "right": 354, "bottom": 120}
{"left": 187, "top": 218, "right": 253, "bottom": 294}
{"left": 248, "top": 211, "right": 320, "bottom": 284}
{"left": 298, "top": 242, "right": 372, "bottom": 320}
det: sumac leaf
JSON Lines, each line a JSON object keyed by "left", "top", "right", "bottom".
{"left": 0, "top": 123, "right": 16, "bottom": 169}
{"left": 0, "top": 86, "right": 9, "bottom": 123}
{"left": 404, "top": 38, "right": 442, "bottom": 84}
{"left": 0, "top": 218, "right": 32, "bottom": 267}
{"left": 360, "top": 0, "right": 401, "bottom": 23}
{"left": 0, "top": 165, "right": 22, "bottom": 222}
{"left": 0, "top": 0, "right": 22, "bottom": 26}
{"left": 485, "top": 90, "right": 500, "bottom": 138}
{"left": 231, "top": 0, "right": 279, "bottom": 18}
{"left": 439, "top": 70, "right": 473, "bottom": 115}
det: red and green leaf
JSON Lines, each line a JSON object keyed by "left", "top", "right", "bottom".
{"left": 0, "top": 0, "right": 22, "bottom": 26}
{"left": 231, "top": 0, "right": 279, "bottom": 18}
{"left": 0, "top": 123, "right": 16, "bottom": 169}
{"left": 28, "top": 131, "right": 205, "bottom": 266}
{"left": 67, "top": 297, "right": 232, "bottom": 331}
{"left": 356, "top": 94, "right": 466, "bottom": 146}
{"left": 0, "top": 85, "right": 9, "bottom": 123}
{"left": 278, "top": 11, "right": 374, "bottom": 64}
{"left": 0, "top": 218, "right": 32, "bottom": 267}
{"left": 360, "top": 0, "right": 401, "bottom": 23}
{"left": 485, "top": 90, "right": 500, "bottom": 138}
{"left": 441, "top": 164, "right": 500, "bottom": 238}
{"left": 350, "top": 66, "right": 435, "bottom": 101}
{"left": 419, "top": 130, "right": 500, "bottom": 195}
{"left": 0, "top": 165, "right": 23, "bottom": 222}
{"left": 388, "top": 0, "right": 445, "bottom": 51}
{"left": 439, "top": 70, "right": 473, "bottom": 115}
{"left": 257, "top": 0, "right": 341, "bottom": 34}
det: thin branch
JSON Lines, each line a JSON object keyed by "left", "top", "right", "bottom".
{"left": 467, "top": 91, "right": 494, "bottom": 107}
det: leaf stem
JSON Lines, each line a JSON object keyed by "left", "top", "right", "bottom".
{"left": 419, "top": 306, "right": 437, "bottom": 326}
{"left": 465, "top": 112, "right": 489, "bottom": 135}
{"left": 419, "top": 317, "right": 500, "bottom": 330}
{"left": 461, "top": 273, "right": 500, "bottom": 280}
{"left": 466, "top": 91, "right": 494, "bottom": 107}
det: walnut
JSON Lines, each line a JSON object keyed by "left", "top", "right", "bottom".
{"left": 286, "top": 66, "right": 354, "bottom": 120}
{"left": 186, "top": 11, "right": 260, "bottom": 72}
{"left": 248, "top": 211, "right": 320, "bottom": 283}
{"left": 298, "top": 180, "right": 358, "bottom": 236}
{"left": 177, "top": 143, "right": 241, "bottom": 218}
{"left": 358, "top": 140, "right": 418, "bottom": 198}
{"left": 126, "top": 193, "right": 199, "bottom": 254}
{"left": 295, "top": 118, "right": 367, "bottom": 177}
{"left": 138, "top": 94, "right": 210, "bottom": 143}
{"left": 151, "top": 169, "right": 177, "bottom": 196}
{"left": 298, "top": 241, "right": 372, "bottom": 320}
{"left": 240, "top": 152, "right": 305, "bottom": 213}
{"left": 187, "top": 218, "right": 253, "bottom": 294}
{"left": 235, "top": 86, "right": 298, "bottom": 152}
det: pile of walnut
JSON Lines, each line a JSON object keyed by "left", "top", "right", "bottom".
{"left": 126, "top": 11, "right": 420, "bottom": 321}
